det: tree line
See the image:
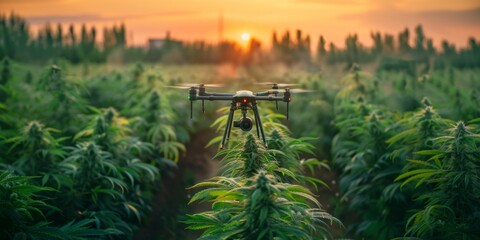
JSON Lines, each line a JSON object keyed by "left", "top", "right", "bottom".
{"left": 1, "top": 13, "right": 479, "bottom": 68}
{"left": 0, "top": 13, "right": 126, "bottom": 63}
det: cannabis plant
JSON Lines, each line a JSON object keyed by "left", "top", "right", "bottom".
{"left": 0, "top": 170, "right": 114, "bottom": 239}
{"left": 396, "top": 121, "right": 480, "bottom": 239}
{"left": 5, "top": 121, "right": 66, "bottom": 175}
{"left": 388, "top": 99, "right": 453, "bottom": 161}
{"left": 267, "top": 129, "right": 329, "bottom": 189}
{"left": 215, "top": 134, "right": 271, "bottom": 178}
{"left": 74, "top": 107, "right": 131, "bottom": 155}
{"left": 130, "top": 90, "right": 185, "bottom": 162}
{"left": 187, "top": 172, "right": 340, "bottom": 240}
{"left": 333, "top": 109, "right": 409, "bottom": 239}
{"left": 37, "top": 65, "right": 86, "bottom": 134}
{"left": 0, "top": 57, "right": 11, "bottom": 103}
{"left": 335, "top": 66, "right": 376, "bottom": 105}
{"left": 56, "top": 141, "right": 139, "bottom": 237}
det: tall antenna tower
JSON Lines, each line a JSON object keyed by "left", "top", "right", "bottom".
{"left": 218, "top": 11, "right": 223, "bottom": 44}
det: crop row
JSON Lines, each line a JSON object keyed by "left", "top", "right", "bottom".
{"left": 0, "top": 60, "right": 190, "bottom": 239}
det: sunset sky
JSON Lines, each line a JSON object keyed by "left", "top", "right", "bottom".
{"left": 1, "top": 0, "right": 479, "bottom": 48}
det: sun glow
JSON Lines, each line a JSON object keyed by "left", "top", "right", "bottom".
{"left": 0, "top": 0, "right": 476, "bottom": 47}
{"left": 241, "top": 32, "right": 251, "bottom": 42}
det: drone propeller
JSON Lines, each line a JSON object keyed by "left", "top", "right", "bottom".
{"left": 255, "top": 82, "right": 299, "bottom": 88}
{"left": 165, "top": 83, "right": 225, "bottom": 89}
{"left": 266, "top": 88, "right": 315, "bottom": 94}
{"left": 166, "top": 83, "right": 224, "bottom": 119}
{"left": 165, "top": 85, "right": 192, "bottom": 89}
{"left": 289, "top": 88, "right": 315, "bottom": 93}
{"left": 261, "top": 88, "right": 314, "bottom": 118}
{"left": 255, "top": 83, "right": 300, "bottom": 111}
{"left": 179, "top": 83, "right": 225, "bottom": 88}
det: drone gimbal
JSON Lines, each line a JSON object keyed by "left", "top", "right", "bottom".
{"left": 187, "top": 83, "right": 293, "bottom": 149}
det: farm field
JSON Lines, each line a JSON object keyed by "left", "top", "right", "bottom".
{"left": 1, "top": 3, "right": 480, "bottom": 240}
{"left": 2, "top": 60, "right": 479, "bottom": 239}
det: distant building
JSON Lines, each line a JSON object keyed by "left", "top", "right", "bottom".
{"left": 148, "top": 39, "right": 167, "bottom": 49}
{"left": 147, "top": 31, "right": 182, "bottom": 49}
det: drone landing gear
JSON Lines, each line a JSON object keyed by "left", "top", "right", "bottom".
{"left": 219, "top": 102, "right": 268, "bottom": 149}
{"left": 220, "top": 103, "right": 235, "bottom": 150}
{"left": 252, "top": 102, "right": 267, "bottom": 147}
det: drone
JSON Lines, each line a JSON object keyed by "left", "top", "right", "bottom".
{"left": 170, "top": 82, "right": 311, "bottom": 149}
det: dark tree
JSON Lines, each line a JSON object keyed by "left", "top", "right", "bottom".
{"left": 68, "top": 24, "right": 76, "bottom": 46}
{"left": 371, "top": 31, "right": 383, "bottom": 55}
{"left": 56, "top": 24, "right": 63, "bottom": 48}
{"left": 398, "top": 28, "right": 410, "bottom": 53}
{"left": 317, "top": 35, "right": 326, "bottom": 61}
{"left": 384, "top": 34, "right": 394, "bottom": 53}
{"left": 414, "top": 24, "right": 426, "bottom": 54}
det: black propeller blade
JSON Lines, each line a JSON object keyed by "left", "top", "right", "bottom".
{"left": 266, "top": 88, "right": 315, "bottom": 94}
{"left": 254, "top": 82, "right": 299, "bottom": 88}
{"left": 166, "top": 83, "right": 225, "bottom": 89}
{"left": 179, "top": 83, "right": 225, "bottom": 88}
{"left": 289, "top": 88, "right": 315, "bottom": 93}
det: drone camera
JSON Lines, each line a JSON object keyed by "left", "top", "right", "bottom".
{"left": 233, "top": 117, "right": 253, "bottom": 131}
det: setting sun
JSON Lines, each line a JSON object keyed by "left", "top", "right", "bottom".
{"left": 241, "top": 32, "right": 251, "bottom": 42}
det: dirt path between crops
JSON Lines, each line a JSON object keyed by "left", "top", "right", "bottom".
{"left": 134, "top": 128, "right": 220, "bottom": 240}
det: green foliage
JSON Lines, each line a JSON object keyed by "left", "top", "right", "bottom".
{"left": 0, "top": 63, "right": 197, "bottom": 239}
{"left": 5, "top": 121, "right": 66, "bottom": 175}
{"left": 74, "top": 107, "right": 131, "bottom": 154}
{"left": 267, "top": 129, "right": 329, "bottom": 189}
{"left": 0, "top": 170, "right": 115, "bottom": 240}
{"left": 396, "top": 121, "right": 480, "bottom": 239}
{"left": 388, "top": 100, "right": 447, "bottom": 149}
{"left": 187, "top": 172, "right": 340, "bottom": 240}
{"left": 188, "top": 113, "right": 340, "bottom": 239}
{"left": 387, "top": 100, "right": 452, "bottom": 178}
{"left": 37, "top": 65, "right": 86, "bottom": 133}
{"left": 215, "top": 134, "right": 270, "bottom": 178}
{"left": 211, "top": 108, "right": 329, "bottom": 187}
{"left": 332, "top": 74, "right": 415, "bottom": 239}
{"left": 2, "top": 43, "right": 479, "bottom": 240}
{"left": 0, "top": 170, "right": 55, "bottom": 237}
{"left": 331, "top": 64, "right": 480, "bottom": 239}
{"left": 0, "top": 57, "right": 11, "bottom": 102}
{"left": 130, "top": 90, "right": 186, "bottom": 162}
{"left": 333, "top": 106, "right": 408, "bottom": 239}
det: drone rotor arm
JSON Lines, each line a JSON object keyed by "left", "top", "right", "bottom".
{"left": 255, "top": 90, "right": 282, "bottom": 96}
{"left": 205, "top": 92, "right": 235, "bottom": 97}
{"left": 254, "top": 96, "right": 284, "bottom": 101}
{"left": 254, "top": 91, "right": 270, "bottom": 96}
